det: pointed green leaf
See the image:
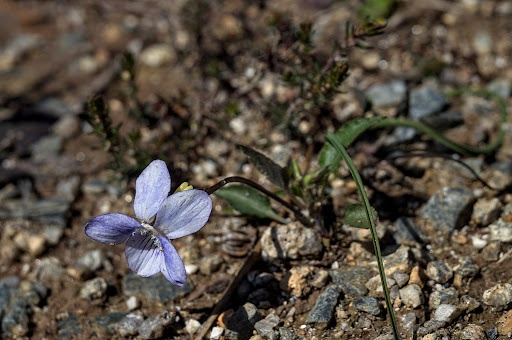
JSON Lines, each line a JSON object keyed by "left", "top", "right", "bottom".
{"left": 215, "top": 185, "right": 287, "bottom": 223}
{"left": 238, "top": 145, "right": 289, "bottom": 190}
{"left": 319, "top": 116, "right": 385, "bottom": 172}
{"left": 343, "top": 203, "right": 378, "bottom": 229}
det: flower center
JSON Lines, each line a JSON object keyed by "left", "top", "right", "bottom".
{"left": 139, "top": 222, "right": 163, "bottom": 251}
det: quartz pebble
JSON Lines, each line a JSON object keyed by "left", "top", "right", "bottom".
{"left": 482, "top": 283, "right": 512, "bottom": 309}
{"left": 433, "top": 304, "right": 462, "bottom": 323}
{"left": 399, "top": 284, "right": 424, "bottom": 309}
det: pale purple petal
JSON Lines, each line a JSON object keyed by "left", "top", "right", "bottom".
{"left": 158, "top": 236, "right": 186, "bottom": 286}
{"left": 154, "top": 189, "right": 212, "bottom": 239}
{"left": 134, "top": 160, "right": 171, "bottom": 221}
{"left": 125, "top": 232, "right": 164, "bottom": 277}
{"left": 85, "top": 213, "right": 140, "bottom": 245}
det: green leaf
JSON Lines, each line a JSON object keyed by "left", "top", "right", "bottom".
{"left": 214, "top": 185, "right": 287, "bottom": 223}
{"left": 238, "top": 145, "right": 289, "bottom": 190}
{"left": 319, "top": 116, "right": 385, "bottom": 172}
{"left": 343, "top": 203, "right": 378, "bottom": 229}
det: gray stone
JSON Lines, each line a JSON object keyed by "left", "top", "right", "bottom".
{"left": 305, "top": 284, "right": 342, "bottom": 329}
{"left": 481, "top": 242, "right": 501, "bottom": 262}
{"left": 392, "top": 270, "right": 409, "bottom": 288}
{"left": 399, "top": 284, "right": 424, "bottom": 309}
{"left": 114, "top": 313, "right": 143, "bottom": 337}
{"left": 123, "top": 272, "right": 192, "bottom": 304}
{"left": 426, "top": 261, "right": 453, "bottom": 284}
{"left": 366, "top": 80, "right": 407, "bottom": 108}
{"left": 210, "top": 326, "right": 224, "bottom": 339}
{"left": 472, "top": 31, "right": 493, "bottom": 55}
{"left": 32, "top": 256, "right": 63, "bottom": 280}
{"left": 225, "top": 302, "right": 262, "bottom": 340}
{"left": 401, "top": 312, "right": 417, "bottom": 334}
{"left": 0, "top": 34, "right": 42, "bottom": 71}
{"left": 454, "top": 259, "right": 479, "bottom": 278}
{"left": 42, "top": 224, "right": 65, "bottom": 246}
{"left": 93, "top": 311, "right": 130, "bottom": 336}
{"left": 487, "top": 326, "right": 498, "bottom": 340}
{"left": 77, "top": 249, "right": 106, "bottom": 272}
{"left": 420, "top": 187, "right": 474, "bottom": 233}
{"left": 79, "top": 277, "right": 108, "bottom": 300}
{"left": 489, "top": 219, "right": 512, "bottom": 242}
{"left": 279, "top": 327, "right": 305, "bottom": 340}
{"left": 138, "top": 311, "right": 172, "bottom": 339}
{"left": 329, "top": 265, "right": 376, "bottom": 297}
{"left": 455, "top": 324, "right": 487, "bottom": 340}
{"left": 482, "top": 283, "right": 512, "bottom": 309}
{"left": 491, "top": 160, "right": 512, "bottom": 175}
{"left": 0, "top": 197, "right": 70, "bottom": 226}
{"left": 420, "top": 111, "right": 464, "bottom": 130}
{"left": 1, "top": 293, "right": 30, "bottom": 336}
{"left": 31, "top": 135, "right": 62, "bottom": 159}
{"left": 254, "top": 313, "right": 279, "bottom": 337}
{"left": 417, "top": 319, "right": 446, "bottom": 336}
{"left": 429, "top": 287, "right": 459, "bottom": 309}
{"left": 392, "top": 217, "right": 428, "bottom": 244}
{"left": 459, "top": 295, "right": 480, "bottom": 312}
{"left": 409, "top": 85, "right": 446, "bottom": 121}
{"left": 82, "top": 179, "right": 109, "bottom": 195}
{"left": 382, "top": 245, "right": 414, "bottom": 276}
{"left": 487, "top": 78, "right": 511, "bottom": 99}
{"left": 57, "top": 314, "right": 82, "bottom": 339}
{"left": 55, "top": 176, "right": 81, "bottom": 202}
{"left": 34, "top": 97, "right": 73, "bottom": 118}
{"left": 261, "top": 222, "right": 323, "bottom": 261}
{"left": 472, "top": 198, "right": 502, "bottom": 226}
{"left": 434, "top": 304, "right": 462, "bottom": 323}
{"left": 353, "top": 296, "right": 381, "bottom": 316}
{"left": 366, "top": 275, "right": 395, "bottom": 298}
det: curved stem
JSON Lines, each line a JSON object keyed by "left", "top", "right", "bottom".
{"left": 371, "top": 89, "right": 507, "bottom": 156}
{"left": 203, "top": 176, "right": 315, "bottom": 229}
{"left": 326, "top": 133, "right": 399, "bottom": 340}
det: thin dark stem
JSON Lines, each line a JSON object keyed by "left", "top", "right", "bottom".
{"left": 203, "top": 176, "right": 315, "bottom": 229}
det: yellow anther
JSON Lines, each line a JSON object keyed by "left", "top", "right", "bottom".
{"left": 174, "top": 182, "right": 193, "bottom": 193}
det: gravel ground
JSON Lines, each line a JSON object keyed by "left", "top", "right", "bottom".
{"left": 1, "top": 0, "right": 512, "bottom": 339}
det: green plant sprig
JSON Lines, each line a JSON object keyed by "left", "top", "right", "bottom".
{"left": 325, "top": 132, "right": 399, "bottom": 340}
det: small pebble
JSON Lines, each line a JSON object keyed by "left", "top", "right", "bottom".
{"left": 426, "top": 261, "right": 453, "bottom": 284}
{"left": 399, "top": 284, "right": 424, "bottom": 309}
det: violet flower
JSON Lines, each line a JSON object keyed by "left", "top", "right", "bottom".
{"left": 85, "top": 160, "right": 212, "bottom": 286}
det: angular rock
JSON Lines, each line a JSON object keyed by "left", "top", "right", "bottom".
{"left": 366, "top": 80, "right": 407, "bottom": 108}
{"left": 420, "top": 187, "right": 474, "bottom": 233}
{"left": 329, "top": 265, "right": 376, "bottom": 298}
{"left": 123, "top": 272, "right": 192, "bottom": 304}
{"left": 472, "top": 197, "right": 502, "bottom": 226}
{"left": 254, "top": 313, "right": 279, "bottom": 337}
{"left": 382, "top": 245, "right": 413, "bottom": 276}
{"left": 366, "top": 275, "right": 395, "bottom": 299}
{"left": 392, "top": 217, "right": 429, "bottom": 245}
{"left": 429, "top": 287, "right": 458, "bottom": 309}
{"left": 434, "top": 304, "right": 462, "bottom": 323}
{"left": 305, "top": 284, "right": 342, "bottom": 329}
{"left": 261, "top": 222, "right": 322, "bottom": 261}
{"left": 79, "top": 277, "right": 108, "bottom": 300}
{"left": 454, "top": 324, "right": 487, "bottom": 340}
{"left": 489, "top": 219, "right": 512, "bottom": 242}
{"left": 225, "top": 303, "right": 262, "bottom": 340}
{"left": 353, "top": 296, "right": 381, "bottom": 316}
{"left": 399, "top": 284, "right": 424, "bottom": 309}
{"left": 57, "top": 314, "right": 82, "bottom": 339}
{"left": 115, "top": 313, "right": 144, "bottom": 337}
{"left": 138, "top": 312, "right": 173, "bottom": 339}
{"left": 392, "top": 270, "right": 410, "bottom": 288}
{"left": 93, "top": 311, "right": 129, "bottom": 336}
{"left": 459, "top": 295, "right": 480, "bottom": 312}
{"left": 77, "top": 249, "right": 106, "bottom": 272}
{"left": 482, "top": 283, "right": 512, "bottom": 309}
{"left": 409, "top": 85, "right": 446, "bottom": 121}
{"left": 426, "top": 261, "right": 453, "bottom": 284}
{"left": 417, "top": 319, "right": 446, "bottom": 336}
{"left": 279, "top": 327, "right": 305, "bottom": 340}
{"left": 401, "top": 312, "right": 416, "bottom": 334}
{"left": 32, "top": 256, "right": 63, "bottom": 280}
